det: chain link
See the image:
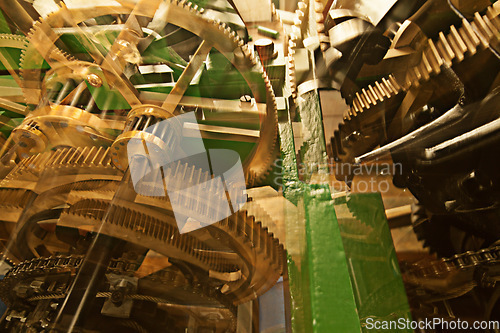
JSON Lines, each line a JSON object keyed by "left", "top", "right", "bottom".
{"left": 407, "top": 246, "right": 500, "bottom": 280}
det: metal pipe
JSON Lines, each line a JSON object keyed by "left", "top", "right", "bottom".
{"left": 423, "top": 117, "right": 500, "bottom": 161}
{"left": 0, "top": 0, "right": 39, "bottom": 35}
{"left": 354, "top": 104, "right": 467, "bottom": 163}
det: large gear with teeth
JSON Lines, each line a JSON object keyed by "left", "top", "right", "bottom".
{"left": 0, "top": 0, "right": 285, "bottom": 332}
{"left": 330, "top": 1, "right": 500, "bottom": 165}
{"left": 17, "top": 0, "right": 278, "bottom": 187}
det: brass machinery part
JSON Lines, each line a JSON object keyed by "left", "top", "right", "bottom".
{"left": 0, "top": 255, "right": 237, "bottom": 330}
{"left": 11, "top": 104, "right": 114, "bottom": 157}
{"left": 110, "top": 104, "right": 177, "bottom": 170}
{"left": 0, "top": 0, "right": 284, "bottom": 329}
{"left": 0, "top": 34, "right": 29, "bottom": 97}
{"left": 331, "top": 2, "right": 500, "bottom": 162}
{"left": 288, "top": 0, "right": 316, "bottom": 101}
{"left": 348, "top": 9, "right": 499, "bottom": 117}
{"left": 0, "top": 146, "right": 284, "bottom": 305}
{"left": 18, "top": 0, "right": 279, "bottom": 186}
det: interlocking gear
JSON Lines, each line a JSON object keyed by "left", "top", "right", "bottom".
{"left": 0, "top": 0, "right": 285, "bottom": 331}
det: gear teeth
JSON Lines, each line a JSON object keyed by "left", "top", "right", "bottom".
{"left": 288, "top": 55, "right": 297, "bottom": 100}
{"left": 461, "top": 18, "right": 481, "bottom": 51}
{"left": 190, "top": 3, "right": 278, "bottom": 186}
{"left": 347, "top": 74, "right": 402, "bottom": 117}
{"left": 314, "top": 0, "right": 330, "bottom": 52}
{"left": 291, "top": 23, "right": 302, "bottom": 38}
{"left": 240, "top": 41, "right": 278, "bottom": 186}
{"left": 240, "top": 44, "right": 252, "bottom": 58}
{"left": 288, "top": 0, "right": 305, "bottom": 101}
{"left": 3, "top": 147, "right": 115, "bottom": 185}
{"left": 471, "top": 17, "right": 490, "bottom": 48}
{"left": 47, "top": 146, "right": 113, "bottom": 168}
{"left": 65, "top": 198, "right": 220, "bottom": 269}
{"left": 19, "top": 1, "right": 277, "bottom": 187}
{"left": 448, "top": 25, "right": 467, "bottom": 62}
{"left": 293, "top": 0, "right": 308, "bottom": 42}
{"left": 333, "top": 3, "right": 500, "bottom": 164}
{"left": 63, "top": 198, "right": 282, "bottom": 303}
{"left": 0, "top": 34, "right": 28, "bottom": 107}
{"left": 425, "top": 39, "right": 444, "bottom": 76}
{"left": 248, "top": 72, "right": 278, "bottom": 186}
{"left": 347, "top": 4, "right": 500, "bottom": 118}
{"left": 2, "top": 151, "right": 50, "bottom": 183}
{"left": 487, "top": 6, "right": 500, "bottom": 30}
{"left": 0, "top": 189, "right": 31, "bottom": 209}
{"left": 20, "top": 15, "right": 75, "bottom": 105}
{"left": 402, "top": 10, "right": 500, "bottom": 91}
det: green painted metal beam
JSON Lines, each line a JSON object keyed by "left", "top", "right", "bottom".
{"left": 279, "top": 88, "right": 412, "bottom": 332}
{"left": 303, "top": 183, "right": 362, "bottom": 332}
{"left": 335, "top": 193, "right": 413, "bottom": 332}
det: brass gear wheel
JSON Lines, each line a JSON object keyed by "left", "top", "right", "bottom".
{"left": 0, "top": 146, "right": 284, "bottom": 303}
{"left": 0, "top": 1, "right": 284, "bottom": 330}
{"left": 18, "top": 0, "right": 278, "bottom": 186}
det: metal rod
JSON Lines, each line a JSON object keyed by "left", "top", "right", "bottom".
{"left": 55, "top": 81, "right": 72, "bottom": 105}
{"left": 0, "top": 0, "right": 39, "bottom": 35}
{"left": 354, "top": 104, "right": 467, "bottom": 163}
{"left": 85, "top": 97, "right": 96, "bottom": 112}
{"left": 424, "top": 117, "right": 500, "bottom": 160}
{"left": 52, "top": 169, "right": 137, "bottom": 331}
{"left": 70, "top": 83, "right": 87, "bottom": 107}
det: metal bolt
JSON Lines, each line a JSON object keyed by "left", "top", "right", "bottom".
{"left": 254, "top": 38, "right": 276, "bottom": 61}
{"left": 87, "top": 74, "right": 102, "bottom": 87}
{"left": 111, "top": 290, "right": 124, "bottom": 305}
{"left": 240, "top": 95, "right": 251, "bottom": 103}
{"left": 239, "top": 95, "right": 252, "bottom": 107}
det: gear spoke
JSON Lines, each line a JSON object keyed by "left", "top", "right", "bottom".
{"left": 162, "top": 40, "right": 213, "bottom": 113}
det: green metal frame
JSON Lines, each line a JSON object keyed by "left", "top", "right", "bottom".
{"left": 279, "top": 89, "right": 411, "bottom": 332}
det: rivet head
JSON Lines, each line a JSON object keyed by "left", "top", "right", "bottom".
{"left": 87, "top": 74, "right": 102, "bottom": 87}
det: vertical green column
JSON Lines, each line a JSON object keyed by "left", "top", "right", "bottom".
{"left": 303, "top": 183, "right": 362, "bottom": 332}
{"left": 279, "top": 89, "right": 412, "bottom": 332}
{"left": 280, "top": 90, "right": 361, "bottom": 332}
{"left": 296, "top": 90, "right": 328, "bottom": 181}
{"left": 279, "top": 119, "right": 312, "bottom": 333}
{"left": 334, "top": 194, "right": 412, "bottom": 332}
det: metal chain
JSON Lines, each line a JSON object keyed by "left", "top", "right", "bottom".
{"left": 26, "top": 292, "right": 170, "bottom": 304}
{"left": 0, "top": 253, "right": 236, "bottom": 315}
{"left": 5, "top": 255, "right": 139, "bottom": 279}
{"left": 406, "top": 245, "right": 500, "bottom": 280}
